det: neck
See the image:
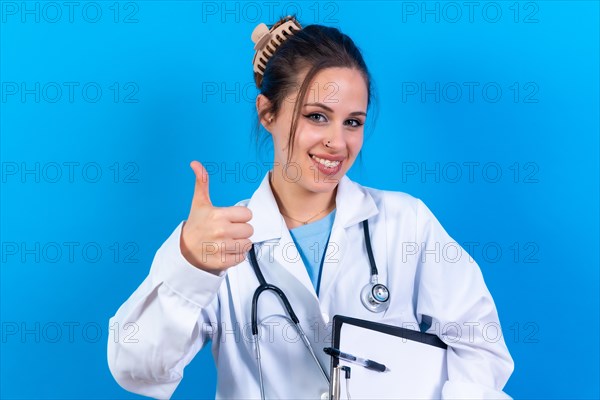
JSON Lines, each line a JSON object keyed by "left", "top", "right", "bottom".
{"left": 269, "top": 170, "right": 337, "bottom": 229}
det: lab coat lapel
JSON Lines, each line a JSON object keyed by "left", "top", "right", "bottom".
{"left": 246, "top": 173, "right": 320, "bottom": 303}
{"left": 318, "top": 175, "right": 379, "bottom": 299}
{"left": 245, "top": 172, "right": 282, "bottom": 244}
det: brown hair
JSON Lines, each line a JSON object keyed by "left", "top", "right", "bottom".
{"left": 253, "top": 15, "right": 377, "bottom": 163}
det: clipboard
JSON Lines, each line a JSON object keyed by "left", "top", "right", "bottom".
{"left": 329, "top": 315, "right": 449, "bottom": 399}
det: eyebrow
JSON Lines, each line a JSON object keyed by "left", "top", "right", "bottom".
{"left": 304, "top": 102, "right": 367, "bottom": 117}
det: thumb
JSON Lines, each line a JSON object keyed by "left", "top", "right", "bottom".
{"left": 190, "top": 160, "right": 212, "bottom": 208}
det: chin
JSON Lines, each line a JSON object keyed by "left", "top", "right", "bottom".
{"left": 309, "top": 182, "right": 338, "bottom": 193}
{"left": 302, "top": 173, "right": 344, "bottom": 193}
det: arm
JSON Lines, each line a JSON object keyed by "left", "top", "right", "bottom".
{"left": 107, "top": 221, "right": 225, "bottom": 399}
{"left": 414, "top": 199, "right": 514, "bottom": 399}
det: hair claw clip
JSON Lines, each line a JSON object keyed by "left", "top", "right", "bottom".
{"left": 251, "top": 16, "right": 302, "bottom": 76}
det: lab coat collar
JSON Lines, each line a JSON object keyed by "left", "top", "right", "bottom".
{"left": 246, "top": 171, "right": 379, "bottom": 244}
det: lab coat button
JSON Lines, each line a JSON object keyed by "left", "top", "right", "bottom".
{"left": 321, "top": 313, "right": 330, "bottom": 323}
{"left": 320, "top": 391, "right": 329, "bottom": 400}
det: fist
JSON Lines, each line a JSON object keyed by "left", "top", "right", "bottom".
{"left": 180, "top": 161, "right": 254, "bottom": 274}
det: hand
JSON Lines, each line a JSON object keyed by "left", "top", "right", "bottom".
{"left": 180, "top": 161, "right": 254, "bottom": 275}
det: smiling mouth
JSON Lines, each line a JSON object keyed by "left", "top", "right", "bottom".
{"left": 309, "top": 154, "right": 342, "bottom": 168}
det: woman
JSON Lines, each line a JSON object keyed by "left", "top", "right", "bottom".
{"left": 107, "top": 16, "right": 514, "bottom": 399}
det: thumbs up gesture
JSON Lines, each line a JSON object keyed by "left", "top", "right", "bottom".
{"left": 180, "top": 161, "right": 254, "bottom": 275}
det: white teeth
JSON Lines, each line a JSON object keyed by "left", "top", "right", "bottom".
{"left": 311, "top": 155, "right": 341, "bottom": 168}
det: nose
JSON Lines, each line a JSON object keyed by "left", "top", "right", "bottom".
{"left": 323, "top": 122, "right": 345, "bottom": 149}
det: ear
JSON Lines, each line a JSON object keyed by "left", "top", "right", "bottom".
{"left": 256, "top": 94, "right": 274, "bottom": 129}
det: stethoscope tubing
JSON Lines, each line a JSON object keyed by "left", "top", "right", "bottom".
{"left": 249, "top": 243, "right": 330, "bottom": 397}
{"left": 248, "top": 218, "right": 384, "bottom": 399}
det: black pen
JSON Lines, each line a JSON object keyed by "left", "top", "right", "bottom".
{"left": 323, "top": 347, "right": 390, "bottom": 372}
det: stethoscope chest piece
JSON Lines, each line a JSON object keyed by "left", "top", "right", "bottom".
{"left": 360, "top": 219, "right": 391, "bottom": 313}
{"left": 360, "top": 278, "right": 390, "bottom": 313}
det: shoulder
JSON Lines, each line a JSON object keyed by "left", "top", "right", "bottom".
{"left": 351, "top": 180, "right": 442, "bottom": 230}
{"left": 353, "top": 181, "right": 455, "bottom": 247}
{"left": 353, "top": 180, "right": 423, "bottom": 216}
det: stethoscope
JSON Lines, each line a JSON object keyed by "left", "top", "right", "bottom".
{"left": 247, "top": 219, "right": 390, "bottom": 399}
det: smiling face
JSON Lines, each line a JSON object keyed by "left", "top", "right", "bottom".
{"left": 264, "top": 67, "right": 369, "bottom": 196}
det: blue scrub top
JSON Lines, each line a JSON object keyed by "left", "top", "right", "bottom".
{"left": 288, "top": 209, "right": 336, "bottom": 294}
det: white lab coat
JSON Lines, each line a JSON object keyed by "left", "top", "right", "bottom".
{"left": 107, "top": 172, "right": 514, "bottom": 399}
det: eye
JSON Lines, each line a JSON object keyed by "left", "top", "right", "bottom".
{"left": 304, "top": 113, "right": 327, "bottom": 123}
{"left": 345, "top": 119, "right": 364, "bottom": 128}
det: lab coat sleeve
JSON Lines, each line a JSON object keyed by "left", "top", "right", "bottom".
{"left": 413, "top": 199, "right": 515, "bottom": 399}
{"left": 107, "top": 221, "right": 225, "bottom": 399}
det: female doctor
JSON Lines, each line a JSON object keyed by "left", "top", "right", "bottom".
{"left": 107, "top": 16, "right": 514, "bottom": 400}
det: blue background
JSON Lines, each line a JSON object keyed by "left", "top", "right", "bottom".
{"left": 1, "top": 0, "right": 598, "bottom": 398}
